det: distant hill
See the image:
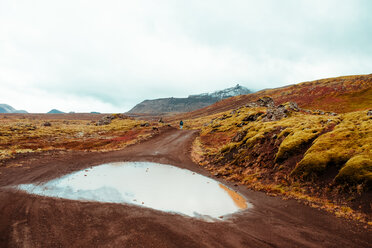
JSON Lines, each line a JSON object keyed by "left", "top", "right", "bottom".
{"left": 47, "top": 109, "right": 65, "bottom": 114}
{"left": 167, "top": 74, "right": 372, "bottom": 121}
{"left": 0, "top": 104, "right": 28, "bottom": 113}
{"left": 128, "top": 84, "right": 251, "bottom": 114}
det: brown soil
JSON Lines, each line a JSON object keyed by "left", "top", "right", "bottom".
{"left": 0, "top": 128, "right": 371, "bottom": 247}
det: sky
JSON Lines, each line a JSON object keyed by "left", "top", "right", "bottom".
{"left": 1, "top": 0, "right": 371, "bottom": 113}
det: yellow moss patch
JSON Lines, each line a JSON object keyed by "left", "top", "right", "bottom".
{"left": 292, "top": 111, "right": 372, "bottom": 180}
{"left": 275, "top": 129, "right": 320, "bottom": 162}
{"left": 335, "top": 155, "right": 372, "bottom": 187}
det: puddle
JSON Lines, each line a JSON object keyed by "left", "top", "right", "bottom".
{"left": 16, "top": 162, "right": 251, "bottom": 220}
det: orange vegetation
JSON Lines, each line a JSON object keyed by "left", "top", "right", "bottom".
{"left": 0, "top": 114, "right": 160, "bottom": 164}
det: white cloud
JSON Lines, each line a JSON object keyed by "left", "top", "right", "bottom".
{"left": 1, "top": 87, "right": 123, "bottom": 113}
{"left": 0, "top": 0, "right": 371, "bottom": 112}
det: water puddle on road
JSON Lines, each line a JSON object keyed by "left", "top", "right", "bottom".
{"left": 16, "top": 162, "right": 251, "bottom": 220}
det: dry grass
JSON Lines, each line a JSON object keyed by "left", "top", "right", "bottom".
{"left": 0, "top": 114, "right": 157, "bottom": 165}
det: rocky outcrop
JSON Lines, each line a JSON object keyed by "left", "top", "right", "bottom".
{"left": 262, "top": 106, "right": 289, "bottom": 121}
{"left": 96, "top": 114, "right": 130, "bottom": 126}
{"left": 244, "top": 97, "right": 300, "bottom": 122}
{"left": 262, "top": 101, "right": 301, "bottom": 121}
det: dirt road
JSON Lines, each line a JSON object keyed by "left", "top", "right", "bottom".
{"left": 0, "top": 128, "right": 370, "bottom": 247}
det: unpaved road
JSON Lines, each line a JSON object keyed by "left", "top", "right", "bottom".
{"left": 0, "top": 128, "right": 371, "bottom": 247}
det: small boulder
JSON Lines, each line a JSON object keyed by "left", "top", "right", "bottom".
{"left": 367, "top": 110, "right": 372, "bottom": 116}
{"left": 95, "top": 114, "right": 131, "bottom": 126}
{"left": 262, "top": 106, "right": 288, "bottom": 122}
{"left": 43, "top": 122, "right": 52, "bottom": 127}
{"left": 96, "top": 115, "right": 117, "bottom": 126}
{"left": 112, "top": 113, "right": 129, "bottom": 119}
{"left": 287, "top": 102, "right": 300, "bottom": 111}
{"left": 256, "top": 97, "right": 275, "bottom": 108}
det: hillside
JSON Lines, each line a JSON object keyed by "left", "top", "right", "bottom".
{"left": 185, "top": 97, "right": 371, "bottom": 223}
{"left": 167, "top": 74, "right": 372, "bottom": 121}
{"left": 0, "top": 104, "right": 28, "bottom": 113}
{"left": 163, "top": 74, "right": 372, "bottom": 223}
{"left": 128, "top": 84, "right": 251, "bottom": 114}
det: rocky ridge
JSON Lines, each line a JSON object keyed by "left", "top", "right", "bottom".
{"left": 128, "top": 84, "right": 251, "bottom": 114}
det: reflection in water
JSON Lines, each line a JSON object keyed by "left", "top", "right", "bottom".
{"left": 219, "top": 184, "right": 248, "bottom": 209}
{"left": 16, "top": 162, "right": 251, "bottom": 220}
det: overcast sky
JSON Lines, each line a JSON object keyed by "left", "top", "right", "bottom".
{"left": 1, "top": 0, "right": 371, "bottom": 113}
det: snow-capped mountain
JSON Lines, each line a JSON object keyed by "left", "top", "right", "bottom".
{"left": 128, "top": 84, "right": 251, "bottom": 114}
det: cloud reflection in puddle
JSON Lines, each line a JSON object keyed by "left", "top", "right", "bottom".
{"left": 16, "top": 162, "right": 251, "bottom": 220}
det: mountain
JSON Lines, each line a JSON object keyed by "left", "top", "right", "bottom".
{"left": 0, "top": 104, "right": 28, "bottom": 113}
{"left": 207, "top": 84, "right": 251, "bottom": 99}
{"left": 47, "top": 109, "right": 65, "bottom": 114}
{"left": 128, "top": 84, "right": 251, "bottom": 114}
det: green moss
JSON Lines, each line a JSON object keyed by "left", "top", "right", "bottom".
{"left": 275, "top": 129, "right": 319, "bottom": 162}
{"left": 291, "top": 153, "right": 328, "bottom": 178}
{"left": 335, "top": 155, "right": 372, "bottom": 188}
{"left": 291, "top": 111, "right": 372, "bottom": 180}
{"left": 220, "top": 142, "right": 238, "bottom": 153}
{"left": 291, "top": 150, "right": 351, "bottom": 179}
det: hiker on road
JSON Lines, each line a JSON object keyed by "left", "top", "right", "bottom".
{"left": 180, "top": 120, "right": 183, "bottom": 129}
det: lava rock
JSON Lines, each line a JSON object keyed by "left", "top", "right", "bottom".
{"left": 262, "top": 106, "right": 288, "bottom": 121}
{"left": 43, "top": 122, "right": 52, "bottom": 127}
{"left": 256, "top": 96, "right": 275, "bottom": 108}
{"left": 96, "top": 116, "right": 114, "bottom": 126}
{"left": 287, "top": 102, "right": 300, "bottom": 111}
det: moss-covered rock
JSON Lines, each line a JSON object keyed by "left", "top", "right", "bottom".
{"left": 275, "top": 129, "right": 320, "bottom": 162}
{"left": 290, "top": 111, "right": 372, "bottom": 181}
{"left": 291, "top": 150, "right": 351, "bottom": 179}
{"left": 335, "top": 155, "right": 372, "bottom": 189}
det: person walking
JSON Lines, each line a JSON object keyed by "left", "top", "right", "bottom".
{"left": 179, "top": 120, "right": 183, "bottom": 129}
